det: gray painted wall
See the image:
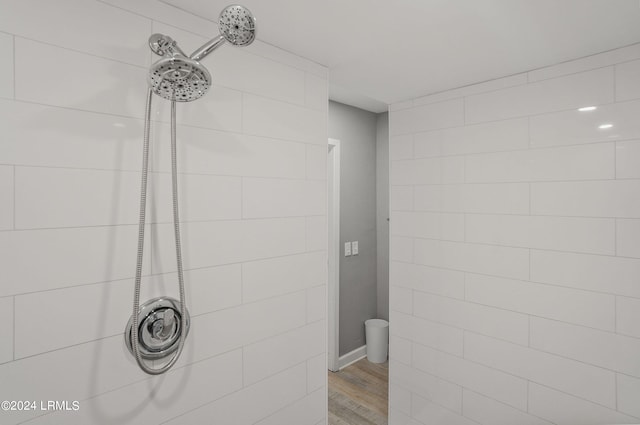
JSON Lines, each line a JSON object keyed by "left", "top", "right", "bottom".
{"left": 329, "top": 101, "right": 378, "bottom": 356}
{"left": 376, "top": 113, "right": 389, "bottom": 321}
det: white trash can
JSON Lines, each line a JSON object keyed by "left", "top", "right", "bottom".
{"left": 365, "top": 319, "right": 389, "bottom": 363}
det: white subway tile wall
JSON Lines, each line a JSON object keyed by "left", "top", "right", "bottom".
{"left": 616, "top": 140, "right": 640, "bottom": 179}
{"left": 0, "top": 297, "right": 13, "bottom": 364}
{"left": 306, "top": 353, "right": 326, "bottom": 394}
{"left": 160, "top": 363, "right": 313, "bottom": 425}
{"left": 0, "top": 0, "right": 327, "bottom": 424}
{"left": 616, "top": 59, "right": 640, "bottom": 102}
{"left": 0, "top": 33, "right": 13, "bottom": 100}
{"left": 0, "top": 166, "right": 13, "bottom": 231}
{"left": 390, "top": 43, "right": 640, "bottom": 425}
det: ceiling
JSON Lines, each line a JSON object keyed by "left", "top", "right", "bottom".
{"left": 163, "top": 0, "right": 640, "bottom": 112}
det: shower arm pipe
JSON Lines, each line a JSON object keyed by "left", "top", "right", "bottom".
{"left": 190, "top": 35, "right": 226, "bottom": 61}
{"left": 149, "top": 34, "right": 188, "bottom": 58}
{"left": 163, "top": 42, "right": 187, "bottom": 58}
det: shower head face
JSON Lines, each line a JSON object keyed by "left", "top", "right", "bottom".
{"left": 148, "top": 56, "right": 211, "bottom": 102}
{"left": 219, "top": 4, "right": 256, "bottom": 47}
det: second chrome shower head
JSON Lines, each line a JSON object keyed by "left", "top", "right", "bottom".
{"left": 191, "top": 4, "right": 257, "bottom": 61}
{"left": 147, "top": 4, "right": 256, "bottom": 102}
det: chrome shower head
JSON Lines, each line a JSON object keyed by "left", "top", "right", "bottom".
{"left": 147, "top": 33, "right": 211, "bottom": 102}
{"left": 190, "top": 4, "right": 256, "bottom": 61}
{"left": 148, "top": 56, "right": 211, "bottom": 102}
{"left": 218, "top": 4, "right": 256, "bottom": 47}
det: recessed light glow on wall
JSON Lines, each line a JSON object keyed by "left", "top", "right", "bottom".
{"left": 598, "top": 123, "right": 613, "bottom": 129}
{"left": 578, "top": 106, "right": 597, "bottom": 112}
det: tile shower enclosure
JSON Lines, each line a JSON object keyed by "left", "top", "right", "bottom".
{"left": 0, "top": 0, "right": 328, "bottom": 424}
{"left": 2, "top": 1, "right": 640, "bottom": 425}
{"left": 389, "top": 43, "right": 640, "bottom": 425}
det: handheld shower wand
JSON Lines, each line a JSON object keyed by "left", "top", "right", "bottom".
{"left": 126, "top": 4, "right": 256, "bottom": 375}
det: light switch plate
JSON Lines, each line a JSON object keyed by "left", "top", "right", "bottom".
{"left": 352, "top": 241, "right": 359, "bottom": 255}
{"left": 345, "top": 242, "right": 351, "bottom": 256}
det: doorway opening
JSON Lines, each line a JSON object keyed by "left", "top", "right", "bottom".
{"left": 327, "top": 107, "right": 390, "bottom": 425}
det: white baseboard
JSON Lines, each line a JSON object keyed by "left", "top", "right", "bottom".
{"left": 338, "top": 345, "right": 367, "bottom": 370}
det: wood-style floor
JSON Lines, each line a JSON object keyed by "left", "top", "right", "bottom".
{"left": 328, "top": 358, "right": 388, "bottom": 425}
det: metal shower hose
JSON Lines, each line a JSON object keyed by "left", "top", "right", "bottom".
{"left": 131, "top": 88, "right": 187, "bottom": 375}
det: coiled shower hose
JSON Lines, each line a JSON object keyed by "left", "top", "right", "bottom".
{"left": 131, "top": 89, "right": 187, "bottom": 375}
